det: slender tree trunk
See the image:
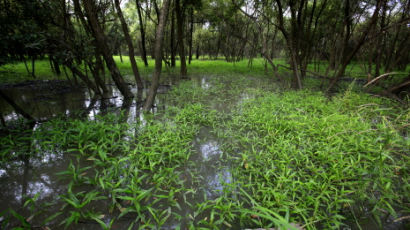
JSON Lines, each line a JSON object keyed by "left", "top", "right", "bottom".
{"left": 143, "top": 0, "right": 171, "bottom": 111}
{"left": 119, "top": 49, "right": 123, "bottom": 63}
{"left": 49, "top": 56, "right": 55, "bottom": 74}
{"left": 63, "top": 66, "right": 76, "bottom": 85}
{"left": 136, "top": 0, "right": 149, "bottom": 66}
{"left": 88, "top": 56, "right": 108, "bottom": 96}
{"left": 170, "top": 8, "right": 176, "bottom": 67}
{"left": 114, "top": 0, "right": 143, "bottom": 89}
{"left": 175, "top": 0, "right": 187, "bottom": 77}
{"left": 188, "top": 7, "right": 194, "bottom": 64}
{"left": 52, "top": 57, "right": 61, "bottom": 75}
{"left": 22, "top": 56, "right": 31, "bottom": 77}
{"left": 81, "top": 0, "right": 133, "bottom": 98}
{"left": 0, "top": 89, "right": 35, "bottom": 122}
{"left": 31, "top": 56, "right": 36, "bottom": 79}
{"left": 68, "top": 64, "right": 101, "bottom": 95}
{"left": 96, "top": 53, "right": 106, "bottom": 82}
{"left": 289, "top": 42, "right": 303, "bottom": 89}
{"left": 327, "top": 0, "right": 383, "bottom": 92}
{"left": 216, "top": 33, "right": 222, "bottom": 59}
{"left": 275, "top": 0, "right": 301, "bottom": 89}
{"left": 0, "top": 113, "right": 5, "bottom": 127}
{"left": 375, "top": 1, "right": 387, "bottom": 77}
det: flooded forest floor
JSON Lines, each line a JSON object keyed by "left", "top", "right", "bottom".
{"left": 0, "top": 73, "right": 409, "bottom": 229}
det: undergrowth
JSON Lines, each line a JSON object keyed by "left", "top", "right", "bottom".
{"left": 1, "top": 74, "right": 408, "bottom": 229}
{"left": 214, "top": 89, "right": 409, "bottom": 229}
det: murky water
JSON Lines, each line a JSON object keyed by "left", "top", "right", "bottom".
{"left": 1, "top": 75, "right": 408, "bottom": 229}
{"left": 0, "top": 80, "right": 172, "bottom": 123}
{"left": 0, "top": 76, "right": 241, "bottom": 229}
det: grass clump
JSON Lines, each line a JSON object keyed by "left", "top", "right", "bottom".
{"left": 1, "top": 103, "right": 218, "bottom": 229}
{"left": 215, "top": 89, "right": 409, "bottom": 229}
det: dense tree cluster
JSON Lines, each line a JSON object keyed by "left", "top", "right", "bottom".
{"left": 0, "top": 0, "right": 409, "bottom": 105}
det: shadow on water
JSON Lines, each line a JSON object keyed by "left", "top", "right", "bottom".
{"left": 0, "top": 121, "right": 71, "bottom": 228}
{"left": 0, "top": 79, "right": 173, "bottom": 229}
{"left": 0, "top": 80, "right": 172, "bottom": 124}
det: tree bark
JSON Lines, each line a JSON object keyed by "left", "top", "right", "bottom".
{"left": 0, "top": 89, "right": 35, "bottom": 122}
{"left": 68, "top": 64, "right": 101, "bottom": 95}
{"left": 52, "top": 57, "right": 61, "bottom": 75}
{"left": 188, "top": 7, "right": 194, "bottom": 64}
{"left": 81, "top": 0, "right": 133, "bottom": 98}
{"left": 136, "top": 0, "right": 149, "bottom": 66}
{"left": 170, "top": 7, "right": 176, "bottom": 67}
{"left": 31, "top": 56, "right": 36, "bottom": 79}
{"left": 143, "top": 0, "right": 171, "bottom": 111}
{"left": 275, "top": 0, "right": 302, "bottom": 89}
{"left": 114, "top": 0, "right": 143, "bottom": 90}
{"left": 175, "top": 0, "right": 187, "bottom": 77}
{"left": 327, "top": 0, "right": 384, "bottom": 92}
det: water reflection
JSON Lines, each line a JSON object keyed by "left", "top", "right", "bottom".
{"left": 192, "top": 127, "right": 232, "bottom": 199}
{"left": 201, "top": 77, "right": 211, "bottom": 89}
{"left": 0, "top": 81, "right": 172, "bottom": 125}
{"left": 200, "top": 141, "right": 221, "bottom": 159}
{"left": 0, "top": 122, "right": 69, "bottom": 228}
{"left": 205, "top": 168, "right": 232, "bottom": 198}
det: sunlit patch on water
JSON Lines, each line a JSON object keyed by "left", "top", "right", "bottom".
{"left": 0, "top": 169, "right": 6, "bottom": 177}
{"left": 200, "top": 140, "right": 221, "bottom": 159}
{"left": 205, "top": 168, "right": 232, "bottom": 198}
{"left": 201, "top": 77, "right": 211, "bottom": 90}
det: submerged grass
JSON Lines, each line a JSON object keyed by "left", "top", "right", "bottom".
{"left": 1, "top": 73, "right": 409, "bottom": 229}
{"left": 214, "top": 88, "right": 409, "bottom": 229}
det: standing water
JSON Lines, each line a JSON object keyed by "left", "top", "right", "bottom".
{"left": 1, "top": 75, "right": 408, "bottom": 229}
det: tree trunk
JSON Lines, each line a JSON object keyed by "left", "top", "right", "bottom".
{"left": 31, "top": 56, "right": 36, "bottom": 79}
{"left": 289, "top": 42, "right": 303, "bottom": 89}
{"left": 327, "top": 0, "right": 383, "bottom": 92}
{"left": 375, "top": 1, "right": 387, "bottom": 77}
{"left": 49, "top": 56, "right": 55, "bottom": 75}
{"left": 188, "top": 7, "right": 194, "bottom": 64}
{"left": 0, "top": 90, "right": 35, "bottom": 122}
{"left": 88, "top": 55, "right": 108, "bottom": 96}
{"left": 22, "top": 56, "right": 31, "bottom": 77}
{"left": 136, "top": 0, "right": 149, "bottom": 66}
{"left": 81, "top": 0, "right": 133, "bottom": 98}
{"left": 53, "top": 57, "right": 61, "bottom": 75}
{"left": 119, "top": 49, "right": 123, "bottom": 63}
{"left": 114, "top": 0, "right": 143, "bottom": 89}
{"left": 275, "top": 0, "right": 301, "bottom": 89}
{"left": 170, "top": 8, "right": 176, "bottom": 67}
{"left": 175, "top": 0, "right": 187, "bottom": 77}
{"left": 68, "top": 64, "right": 101, "bottom": 95}
{"left": 143, "top": 0, "right": 171, "bottom": 111}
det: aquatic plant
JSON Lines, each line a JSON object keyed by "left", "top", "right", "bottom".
{"left": 1, "top": 74, "right": 408, "bottom": 229}
{"left": 214, "top": 89, "right": 409, "bottom": 229}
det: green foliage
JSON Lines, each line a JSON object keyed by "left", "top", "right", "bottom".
{"left": 216, "top": 89, "right": 409, "bottom": 229}
{"left": 1, "top": 74, "right": 408, "bottom": 229}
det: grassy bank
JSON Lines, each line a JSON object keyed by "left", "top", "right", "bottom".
{"left": 1, "top": 56, "right": 408, "bottom": 84}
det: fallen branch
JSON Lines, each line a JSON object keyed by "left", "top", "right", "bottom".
{"left": 394, "top": 215, "right": 410, "bottom": 223}
{"left": 277, "top": 64, "right": 332, "bottom": 79}
{"left": 363, "top": 72, "right": 401, "bottom": 88}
